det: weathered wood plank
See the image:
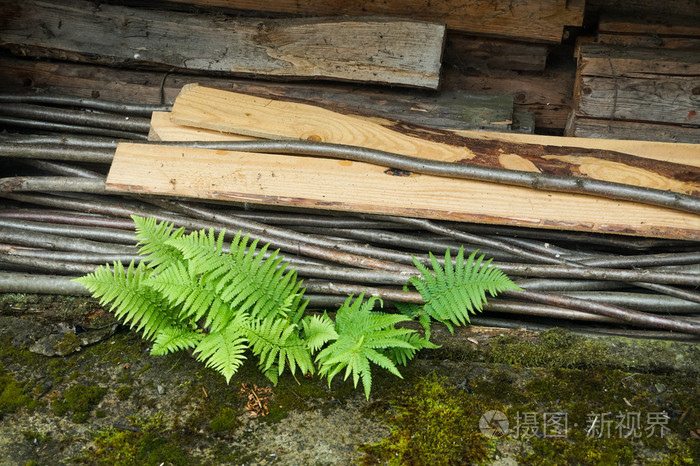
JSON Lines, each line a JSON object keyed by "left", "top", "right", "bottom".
{"left": 579, "top": 45, "right": 700, "bottom": 78}
{"left": 596, "top": 14, "right": 700, "bottom": 50}
{"left": 0, "top": 0, "right": 445, "bottom": 89}
{"left": 443, "top": 67, "right": 573, "bottom": 131}
{"left": 106, "top": 142, "right": 700, "bottom": 240}
{"left": 565, "top": 117, "right": 700, "bottom": 144}
{"left": 576, "top": 75, "right": 699, "bottom": 126}
{"left": 444, "top": 34, "right": 548, "bottom": 72}
{"left": 598, "top": 14, "right": 700, "bottom": 42}
{"left": 572, "top": 44, "right": 700, "bottom": 127}
{"left": 585, "top": 0, "right": 700, "bottom": 19}
{"left": 162, "top": 0, "right": 584, "bottom": 43}
{"left": 0, "top": 55, "right": 526, "bottom": 132}
{"left": 169, "top": 85, "right": 700, "bottom": 196}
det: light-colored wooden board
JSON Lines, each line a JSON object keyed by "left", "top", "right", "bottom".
{"left": 149, "top": 112, "right": 257, "bottom": 142}
{"left": 163, "top": 0, "right": 584, "bottom": 43}
{"left": 153, "top": 109, "right": 700, "bottom": 164}
{"left": 0, "top": 0, "right": 445, "bottom": 89}
{"left": 169, "top": 85, "right": 700, "bottom": 196}
{"left": 106, "top": 143, "right": 700, "bottom": 240}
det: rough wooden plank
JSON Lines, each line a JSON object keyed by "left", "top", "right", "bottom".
{"left": 443, "top": 67, "right": 573, "bottom": 131}
{"left": 598, "top": 14, "right": 700, "bottom": 39}
{"left": 444, "top": 34, "right": 548, "bottom": 72}
{"left": 169, "top": 85, "right": 700, "bottom": 196}
{"left": 106, "top": 142, "right": 700, "bottom": 240}
{"left": 155, "top": 108, "right": 700, "bottom": 167}
{"left": 163, "top": 0, "right": 584, "bottom": 43}
{"left": 565, "top": 117, "right": 700, "bottom": 144}
{"left": 0, "top": 55, "right": 524, "bottom": 132}
{"left": 573, "top": 44, "right": 700, "bottom": 127}
{"left": 0, "top": 0, "right": 445, "bottom": 89}
{"left": 578, "top": 45, "right": 700, "bottom": 78}
{"left": 596, "top": 14, "right": 700, "bottom": 50}
{"left": 576, "top": 75, "right": 699, "bottom": 126}
{"left": 596, "top": 34, "right": 700, "bottom": 50}
{"left": 148, "top": 112, "right": 258, "bottom": 142}
{"left": 585, "top": 0, "right": 700, "bottom": 19}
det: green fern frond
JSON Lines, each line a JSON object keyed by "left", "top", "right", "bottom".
{"left": 73, "top": 261, "right": 172, "bottom": 340}
{"left": 132, "top": 216, "right": 186, "bottom": 274}
{"left": 302, "top": 313, "right": 338, "bottom": 352}
{"left": 167, "top": 230, "right": 307, "bottom": 323}
{"left": 408, "top": 247, "right": 520, "bottom": 332}
{"left": 246, "top": 317, "right": 315, "bottom": 381}
{"left": 193, "top": 326, "right": 248, "bottom": 384}
{"left": 151, "top": 327, "right": 203, "bottom": 356}
{"left": 317, "top": 294, "right": 422, "bottom": 399}
{"left": 146, "top": 260, "right": 236, "bottom": 332}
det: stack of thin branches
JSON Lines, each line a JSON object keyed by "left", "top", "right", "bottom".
{"left": 2, "top": 94, "right": 700, "bottom": 340}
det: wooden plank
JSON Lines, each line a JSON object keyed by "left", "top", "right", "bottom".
{"left": 0, "top": 0, "right": 445, "bottom": 89}
{"left": 596, "top": 34, "right": 700, "bottom": 50}
{"left": 0, "top": 55, "right": 525, "bottom": 133}
{"left": 576, "top": 75, "right": 699, "bottom": 126}
{"left": 162, "top": 0, "right": 584, "bottom": 43}
{"left": 578, "top": 45, "right": 700, "bottom": 78}
{"left": 443, "top": 67, "right": 573, "bottom": 131}
{"left": 106, "top": 142, "right": 700, "bottom": 240}
{"left": 169, "top": 85, "right": 700, "bottom": 196}
{"left": 148, "top": 112, "right": 258, "bottom": 142}
{"left": 565, "top": 117, "right": 700, "bottom": 144}
{"left": 155, "top": 108, "right": 700, "bottom": 167}
{"left": 596, "top": 14, "right": 700, "bottom": 50}
{"left": 598, "top": 14, "right": 700, "bottom": 37}
{"left": 585, "top": 0, "right": 700, "bottom": 19}
{"left": 444, "top": 34, "right": 548, "bottom": 72}
{"left": 573, "top": 44, "right": 700, "bottom": 127}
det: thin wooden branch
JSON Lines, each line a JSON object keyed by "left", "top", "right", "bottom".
{"left": 0, "top": 94, "right": 170, "bottom": 116}
{"left": 0, "top": 103, "right": 151, "bottom": 133}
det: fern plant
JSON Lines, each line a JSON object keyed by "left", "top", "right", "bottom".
{"left": 74, "top": 216, "right": 517, "bottom": 399}
{"left": 402, "top": 247, "right": 521, "bottom": 334}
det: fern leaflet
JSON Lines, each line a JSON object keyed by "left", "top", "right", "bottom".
{"left": 408, "top": 247, "right": 520, "bottom": 333}
{"left": 316, "top": 294, "right": 423, "bottom": 399}
{"left": 74, "top": 261, "right": 173, "bottom": 340}
{"left": 151, "top": 327, "right": 203, "bottom": 356}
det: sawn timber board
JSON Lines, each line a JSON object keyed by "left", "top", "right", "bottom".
{"left": 170, "top": 85, "right": 700, "bottom": 196}
{"left": 106, "top": 142, "right": 700, "bottom": 240}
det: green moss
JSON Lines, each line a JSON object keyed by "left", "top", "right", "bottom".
{"left": 52, "top": 384, "right": 107, "bottom": 423}
{"left": 75, "top": 413, "right": 192, "bottom": 465}
{"left": 521, "top": 434, "right": 635, "bottom": 465}
{"left": 54, "top": 331, "right": 81, "bottom": 355}
{"left": 209, "top": 407, "right": 240, "bottom": 433}
{"left": 359, "top": 372, "right": 492, "bottom": 465}
{"left": 0, "top": 369, "right": 37, "bottom": 418}
{"left": 485, "top": 328, "right": 609, "bottom": 369}
{"left": 115, "top": 385, "right": 132, "bottom": 401}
